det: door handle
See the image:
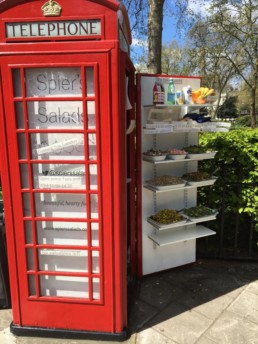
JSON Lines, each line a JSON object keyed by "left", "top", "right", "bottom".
{"left": 126, "top": 120, "right": 136, "bottom": 135}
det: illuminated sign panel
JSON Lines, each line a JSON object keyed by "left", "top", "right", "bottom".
{"left": 5, "top": 20, "right": 101, "bottom": 39}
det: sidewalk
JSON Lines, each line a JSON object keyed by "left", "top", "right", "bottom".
{"left": 1, "top": 259, "right": 258, "bottom": 344}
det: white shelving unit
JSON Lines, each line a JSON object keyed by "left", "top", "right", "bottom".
{"left": 148, "top": 225, "right": 216, "bottom": 247}
{"left": 139, "top": 75, "right": 223, "bottom": 275}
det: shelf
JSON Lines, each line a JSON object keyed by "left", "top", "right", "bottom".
{"left": 143, "top": 128, "right": 201, "bottom": 134}
{"left": 148, "top": 225, "right": 216, "bottom": 246}
{"left": 144, "top": 178, "right": 217, "bottom": 193}
{"left": 143, "top": 156, "right": 215, "bottom": 164}
{"left": 144, "top": 104, "right": 215, "bottom": 108}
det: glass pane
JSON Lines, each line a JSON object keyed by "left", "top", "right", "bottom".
{"left": 40, "top": 275, "right": 89, "bottom": 299}
{"left": 89, "top": 164, "right": 98, "bottom": 190}
{"left": 34, "top": 193, "right": 87, "bottom": 218}
{"left": 90, "top": 194, "right": 98, "bottom": 218}
{"left": 15, "top": 102, "right": 24, "bottom": 129}
{"left": 27, "top": 101, "right": 83, "bottom": 129}
{"left": 38, "top": 249, "right": 88, "bottom": 272}
{"left": 12, "top": 69, "right": 22, "bottom": 97}
{"left": 88, "top": 133, "right": 97, "bottom": 160}
{"left": 86, "top": 67, "right": 94, "bottom": 96}
{"left": 91, "top": 223, "right": 99, "bottom": 246}
{"left": 32, "top": 163, "right": 86, "bottom": 189}
{"left": 20, "top": 164, "right": 29, "bottom": 188}
{"left": 25, "top": 68, "right": 82, "bottom": 97}
{"left": 92, "top": 278, "right": 100, "bottom": 300}
{"left": 30, "top": 133, "right": 84, "bottom": 160}
{"left": 18, "top": 134, "right": 27, "bottom": 159}
{"left": 87, "top": 101, "right": 96, "bottom": 129}
{"left": 26, "top": 249, "right": 34, "bottom": 270}
{"left": 92, "top": 251, "right": 100, "bottom": 273}
{"left": 36, "top": 221, "right": 87, "bottom": 246}
{"left": 25, "top": 221, "right": 33, "bottom": 244}
{"left": 22, "top": 193, "right": 31, "bottom": 217}
{"left": 28, "top": 275, "right": 36, "bottom": 296}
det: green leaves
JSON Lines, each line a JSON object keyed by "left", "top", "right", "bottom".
{"left": 199, "top": 128, "right": 258, "bottom": 242}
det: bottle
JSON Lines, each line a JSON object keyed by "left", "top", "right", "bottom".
{"left": 178, "top": 91, "right": 185, "bottom": 104}
{"left": 153, "top": 81, "right": 159, "bottom": 105}
{"left": 153, "top": 79, "right": 165, "bottom": 105}
{"left": 183, "top": 85, "right": 192, "bottom": 104}
{"left": 160, "top": 79, "right": 165, "bottom": 104}
{"left": 167, "top": 78, "right": 175, "bottom": 105}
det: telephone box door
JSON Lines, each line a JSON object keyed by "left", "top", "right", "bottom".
{"left": 0, "top": 52, "right": 119, "bottom": 333}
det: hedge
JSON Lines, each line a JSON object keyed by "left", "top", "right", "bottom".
{"left": 198, "top": 129, "right": 258, "bottom": 254}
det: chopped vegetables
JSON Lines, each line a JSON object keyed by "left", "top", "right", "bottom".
{"left": 182, "top": 206, "right": 216, "bottom": 218}
{"left": 147, "top": 175, "right": 184, "bottom": 186}
{"left": 182, "top": 171, "right": 212, "bottom": 181}
{"left": 143, "top": 148, "right": 166, "bottom": 156}
{"left": 183, "top": 145, "right": 208, "bottom": 154}
{"left": 150, "top": 209, "right": 184, "bottom": 224}
{"left": 166, "top": 148, "right": 187, "bottom": 155}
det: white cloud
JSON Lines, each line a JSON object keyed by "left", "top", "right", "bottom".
{"left": 132, "top": 37, "right": 148, "bottom": 48}
{"left": 188, "top": 0, "right": 212, "bottom": 17}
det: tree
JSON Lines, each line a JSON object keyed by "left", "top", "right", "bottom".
{"left": 186, "top": 20, "right": 238, "bottom": 117}
{"left": 147, "top": 0, "right": 165, "bottom": 73}
{"left": 208, "top": 0, "right": 258, "bottom": 127}
{"left": 147, "top": 0, "right": 197, "bottom": 73}
{"left": 123, "top": 0, "right": 195, "bottom": 73}
{"left": 161, "top": 40, "right": 193, "bottom": 75}
{"left": 216, "top": 96, "right": 239, "bottom": 118}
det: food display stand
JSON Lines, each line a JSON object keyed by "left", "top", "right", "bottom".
{"left": 136, "top": 74, "right": 227, "bottom": 276}
{"left": 0, "top": 0, "right": 136, "bottom": 340}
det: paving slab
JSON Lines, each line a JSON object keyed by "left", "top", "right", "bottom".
{"left": 128, "top": 299, "right": 159, "bottom": 333}
{"left": 246, "top": 280, "right": 258, "bottom": 295}
{"left": 135, "top": 327, "right": 177, "bottom": 344}
{"left": 180, "top": 291, "right": 234, "bottom": 320}
{"left": 137, "top": 274, "right": 187, "bottom": 310}
{"left": 196, "top": 336, "right": 218, "bottom": 344}
{"left": 148, "top": 302, "right": 213, "bottom": 344}
{"left": 1, "top": 259, "right": 258, "bottom": 344}
{"left": 205, "top": 310, "right": 258, "bottom": 344}
{"left": 227, "top": 289, "right": 258, "bottom": 325}
{"left": 0, "top": 309, "right": 12, "bottom": 331}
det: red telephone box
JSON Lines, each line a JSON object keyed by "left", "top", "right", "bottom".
{"left": 0, "top": 0, "right": 137, "bottom": 340}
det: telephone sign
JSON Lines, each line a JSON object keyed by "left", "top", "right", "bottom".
{"left": 6, "top": 20, "right": 101, "bottom": 39}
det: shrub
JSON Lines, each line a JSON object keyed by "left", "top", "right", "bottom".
{"left": 198, "top": 129, "right": 258, "bottom": 252}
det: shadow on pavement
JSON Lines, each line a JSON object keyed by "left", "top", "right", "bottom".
{"left": 127, "top": 259, "right": 258, "bottom": 336}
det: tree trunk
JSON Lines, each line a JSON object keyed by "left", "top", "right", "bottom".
{"left": 250, "top": 62, "right": 258, "bottom": 128}
{"left": 250, "top": 85, "right": 257, "bottom": 128}
{"left": 147, "top": 0, "right": 165, "bottom": 74}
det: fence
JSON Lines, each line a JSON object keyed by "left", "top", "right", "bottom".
{"left": 196, "top": 161, "right": 258, "bottom": 261}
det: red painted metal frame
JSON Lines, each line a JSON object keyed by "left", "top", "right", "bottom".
{"left": 124, "top": 55, "right": 137, "bottom": 278}
{"left": 0, "top": 0, "right": 134, "bottom": 336}
{"left": 1, "top": 55, "right": 115, "bottom": 331}
{"left": 16, "top": 63, "right": 102, "bottom": 304}
{"left": 0, "top": 67, "right": 22, "bottom": 325}
{"left": 0, "top": 0, "right": 131, "bottom": 44}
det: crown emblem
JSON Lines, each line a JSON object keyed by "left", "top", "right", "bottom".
{"left": 41, "top": 0, "right": 62, "bottom": 17}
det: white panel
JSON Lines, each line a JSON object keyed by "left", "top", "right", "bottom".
{"left": 142, "top": 239, "right": 196, "bottom": 275}
{"left": 140, "top": 75, "right": 217, "bottom": 275}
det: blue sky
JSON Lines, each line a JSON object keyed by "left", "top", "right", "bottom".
{"left": 130, "top": 14, "right": 184, "bottom": 63}
{"left": 129, "top": 0, "right": 211, "bottom": 63}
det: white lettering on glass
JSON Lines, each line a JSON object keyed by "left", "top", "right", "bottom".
{"left": 25, "top": 68, "right": 82, "bottom": 97}
{"left": 36, "top": 137, "right": 84, "bottom": 156}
